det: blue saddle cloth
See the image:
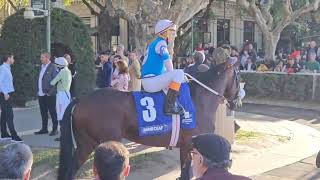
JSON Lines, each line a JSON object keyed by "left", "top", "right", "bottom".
{"left": 132, "top": 83, "right": 196, "bottom": 136}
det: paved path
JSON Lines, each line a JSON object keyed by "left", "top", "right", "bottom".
{"left": 1, "top": 103, "right": 320, "bottom": 180}
{"left": 239, "top": 103, "right": 320, "bottom": 180}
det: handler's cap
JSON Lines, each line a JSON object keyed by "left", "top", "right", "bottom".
{"left": 155, "top": 19, "right": 175, "bottom": 34}
{"left": 54, "top": 57, "right": 68, "bottom": 67}
{"left": 191, "top": 133, "right": 231, "bottom": 163}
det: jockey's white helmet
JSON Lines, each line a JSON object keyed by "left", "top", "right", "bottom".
{"left": 54, "top": 57, "right": 68, "bottom": 67}
{"left": 155, "top": 19, "right": 175, "bottom": 34}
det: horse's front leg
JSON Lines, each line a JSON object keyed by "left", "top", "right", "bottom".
{"left": 179, "top": 145, "right": 192, "bottom": 180}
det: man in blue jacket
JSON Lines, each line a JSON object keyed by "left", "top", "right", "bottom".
{"left": 96, "top": 51, "right": 113, "bottom": 88}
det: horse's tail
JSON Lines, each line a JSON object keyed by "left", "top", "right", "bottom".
{"left": 58, "top": 98, "right": 80, "bottom": 180}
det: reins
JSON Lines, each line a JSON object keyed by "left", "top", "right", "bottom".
{"left": 185, "top": 73, "right": 224, "bottom": 98}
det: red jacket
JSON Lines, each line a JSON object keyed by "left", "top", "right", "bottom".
{"left": 197, "top": 168, "right": 252, "bottom": 180}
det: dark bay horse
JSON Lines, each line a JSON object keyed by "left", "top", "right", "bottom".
{"left": 58, "top": 62, "right": 240, "bottom": 180}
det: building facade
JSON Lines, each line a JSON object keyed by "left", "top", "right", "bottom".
{"left": 208, "top": 0, "right": 263, "bottom": 51}
{"left": 0, "top": 0, "right": 264, "bottom": 52}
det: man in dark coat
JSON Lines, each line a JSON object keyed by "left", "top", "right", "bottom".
{"left": 191, "top": 134, "right": 251, "bottom": 180}
{"left": 35, "top": 52, "right": 59, "bottom": 136}
{"left": 96, "top": 51, "right": 113, "bottom": 88}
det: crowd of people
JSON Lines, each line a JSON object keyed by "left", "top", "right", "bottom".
{"left": 0, "top": 133, "right": 251, "bottom": 180}
{"left": 0, "top": 52, "right": 75, "bottom": 143}
{"left": 174, "top": 40, "right": 320, "bottom": 74}
{"left": 95, "top": 44, "right": 142, "bottom": 92}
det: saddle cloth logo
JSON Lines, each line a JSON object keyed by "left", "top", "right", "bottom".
{"left": 132, "top": 83, "right": 196, "bottom": 136}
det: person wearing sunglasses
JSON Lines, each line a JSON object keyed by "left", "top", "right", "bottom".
{"left": 190, "top": 133, "right": 251, "bottom": 180}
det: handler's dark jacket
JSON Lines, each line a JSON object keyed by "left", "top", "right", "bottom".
{"left": 197, "top": 168, "right": 251, "bottom": 180}
{"left": 37, "top": 63, "right": 58, "bottom": 96}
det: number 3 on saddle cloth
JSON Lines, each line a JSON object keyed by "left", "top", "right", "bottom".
{"left": 132, "top": 83, "right": 196, "bottom": 136}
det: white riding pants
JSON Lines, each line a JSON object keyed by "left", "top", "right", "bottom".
{"left": 142, "top": 69, "right": 185, "bottom": 92}
{"left": 56, "top": 91, "right": 71, "bottom": 121}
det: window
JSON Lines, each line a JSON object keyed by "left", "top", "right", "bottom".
{"left": 217, "top": 19, "right": 230, "bottom": 45}
{"left": 243, "top": 21, "right": 255, "bottom": 43}
{"left": 81, "top": 17, "right": 91, "bottom": 29}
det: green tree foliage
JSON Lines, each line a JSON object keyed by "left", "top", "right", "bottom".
{"left": 0, "top": 8, "right": 95, "bottom": 106}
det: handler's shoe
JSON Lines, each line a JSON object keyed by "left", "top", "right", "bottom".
{"left": 0, "top": 134, "right": 11, "bottom": 140}
{"left": 11, "top": 135, "right": 23, "bottom": 143}
{"left": 49, "top": 130, "right": 58, "bottom": 136}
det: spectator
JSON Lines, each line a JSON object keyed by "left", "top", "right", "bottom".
{"left": 276, "top": 51, "right": 284, "bottom": 62}
{"left": 230, "top": 46, "right": 239, "bottom": 58}
{"left": 0, "top": 143, "right": 33, "bottom": 180}
{"left": 305, "top": 53, "right": 320, "bottom": 72}
{"left": 294, "top": 53, "right": 304, "bottom": 70}
{"left": 190, "top": 133, "right": 251, "bottom": 180}
{"left": 50, "top": 57, "right": 72, "bottom": 141}
{"left": 283, "top": 58, "right": 300, "bottom": 73}
{"left": 274, "top": 61, "right": 285, "bottom": 72}
{"left": 133, "top": 48, "right": 143, "bottom": 64}
{"left": 128, "top": 51, "right": 141, "bottom": 91}
{"left": 306, "top": 41, "right": 320, "bottom": 62}
{"left": 112, "top": 55, "right": 123, "bottom": 78}
{"left": 256, "top": 62, "right": 269, "bottom": 72}
{"left": 187, "top": 56, "right": 195, "bottom": 66}
{"left": 93, "top": 141, "right": 130, "bottom": 180}
{"left": 112, "top": 44, "right": 129, "bottom": 64}
{"left": 240, "top": 50, "right": 249, "bottom": 69}
{"left": 0, "top": 54, "right": 22, "bottom": 142}
{"left": 180, "top": 58, "right": 188, "bottom": 69}
{"left": 195, "top": 43, "right": 205, "bottom": 52}
{"left": 112, "top": 60, "right": 130, "bottom": 92}
{"left": 244, "top": 57, "right": 256, "bottom": 71}
{"left": 64, "top": 54, "right": 77, "bottom": 98}
{"left": 247, "top": 43, "right": 257, "bottom": 61}
{"left": 34, "top": 52, "right": 58, "bottom": 136}
{"left": 184, "top": 51, "right": 205, "bottom": 77}
{"left": 96, "top": 51, "right": 113, "bottom": 88}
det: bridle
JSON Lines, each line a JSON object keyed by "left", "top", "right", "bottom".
{"left": 185, "top": 62, "right": 240, "bottom": 102}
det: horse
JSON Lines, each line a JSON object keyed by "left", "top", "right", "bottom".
{"left": 57, "top": 61, "right": 240, "bottom": 180}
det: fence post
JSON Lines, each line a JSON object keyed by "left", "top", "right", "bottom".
{"left": 313, "top": 71, "right": 317, "bottom": 100}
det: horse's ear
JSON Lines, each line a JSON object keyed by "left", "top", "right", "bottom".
{"left": 197, "top": 64, "right": 210, "bottom": 72}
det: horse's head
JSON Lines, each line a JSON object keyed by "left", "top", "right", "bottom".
{"left": 223, "top": 57, "right": 241, "bottom": 110}
{"left": 190, "top": 51, "right": 240, "bottom": 110}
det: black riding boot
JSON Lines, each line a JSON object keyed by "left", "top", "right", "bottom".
{"left": 164, "top": 89, "right": 184, "bottom": 115}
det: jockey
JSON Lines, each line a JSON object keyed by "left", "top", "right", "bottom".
{"left": 141, "top": 19, "right": 185, "bottom": 115}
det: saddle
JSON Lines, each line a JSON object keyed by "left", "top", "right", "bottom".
{"left": 132, "top": 83, "right": 196, "bottom": 138}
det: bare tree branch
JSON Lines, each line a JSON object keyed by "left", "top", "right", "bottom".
{"left": 82, "top": 0, "right": 100, "bottom": 16}
{"left": 6, "top": 0, "right": 17, "bottom": 11}
{"left": 260, "top": 0, "right": 273, "bottom": 26}
{"left": 89, "top": 0, "right": 105, "bottom": 11}
{"left": 237, "top": 0, "right": 269, "bottom": 32}
{"left": 274, "top": 0, "right": 320, "bottom": 34}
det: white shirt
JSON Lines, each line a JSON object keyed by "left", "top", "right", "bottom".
{"left": 0, "top": 63, "right": 15, "bottom": 95}
{"left": 38, "top": 63, "right": 49, "bottom": 96}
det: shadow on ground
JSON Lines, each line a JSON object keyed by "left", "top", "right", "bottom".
{"left": 238, "top": 104, "right": 320, "bottom": 125}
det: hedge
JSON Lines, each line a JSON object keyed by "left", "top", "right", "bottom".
{"left": 0, "top": 8, "right": 95, "bottom": 106}
{"left": 241, "top": 72, "right": 320, "bottom": 102}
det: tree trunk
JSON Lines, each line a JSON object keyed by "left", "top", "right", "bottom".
{"left": 263, "top": 31, "right": 281, "bottom": 62}
{"left": 98, "top": 12, "right": 113, "bottom": 52}
{"left": 130, "top": 21, "right": 148, "bottom": 52}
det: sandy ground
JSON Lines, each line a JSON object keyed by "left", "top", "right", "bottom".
{"left": 29, "top": 133, "right": 288, "bottom": 180}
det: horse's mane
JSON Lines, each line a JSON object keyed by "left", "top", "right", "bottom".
{"left": 193, "top": 63, "right": 225, "bottom": 83}
{"left": 188, "top": 63, "right": 226, "bottom": 95}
